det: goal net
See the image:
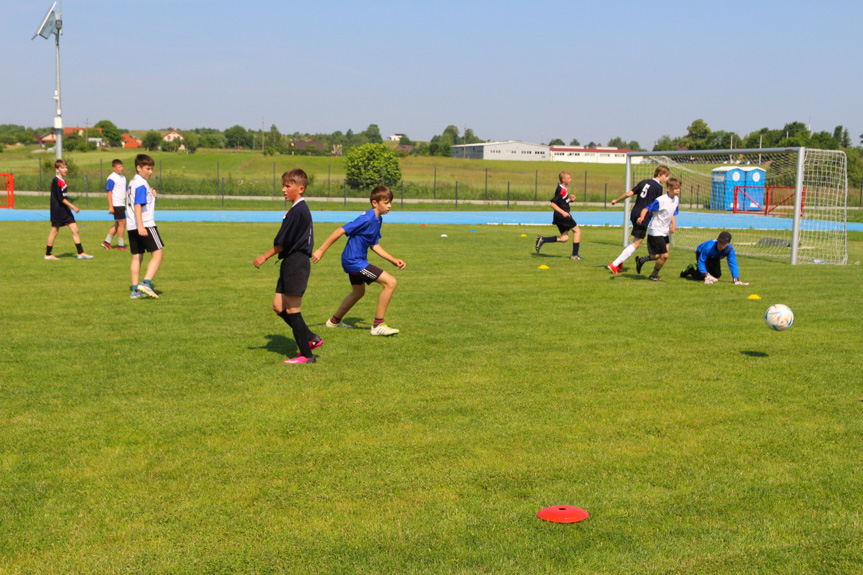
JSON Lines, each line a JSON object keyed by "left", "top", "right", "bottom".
{"left": 624, "top": 148, "right": 847, "bottom": 264}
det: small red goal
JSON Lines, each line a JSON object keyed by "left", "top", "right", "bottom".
{"left": 0, "top": 173, "right": 14, "bottom": 209}
{"left": 733, "top": 185, "right": 805, "bottom": 216}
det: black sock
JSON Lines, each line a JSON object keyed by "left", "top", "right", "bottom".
{"left": 75, "top": 243, "right": 84, "bottom": 255}
{"left": 543, "top": 236, "right": 558, "bottom": 244}
{"left": 572, "top": 242, "right": 580, "bottom": 256}
{"left": 46, "top": 245, "right": 53, "bottom": 256}
{"left": 285, "top": 312, "right": 313, "bottom": 358}
{"left": 276, "top": 310, "right": 291, "bottom": 325}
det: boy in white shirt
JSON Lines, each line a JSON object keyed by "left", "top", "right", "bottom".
{"left": 634, "top": 178, "right": 680, "bottom": 282}
{"left": 102, "top": 159, "right": 128, "bottom": 250}
{"left": 126, "top": 154, "right": 163, "bottom": 299}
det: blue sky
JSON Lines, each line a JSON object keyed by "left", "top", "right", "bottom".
{"left": 4, "top": 0, "right": 861, "bottom": 148}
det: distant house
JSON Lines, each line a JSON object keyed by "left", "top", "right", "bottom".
{"left": 121, "top": 133, "right": 142, "bottom": 148}
{"left": 549, "top": 146, "right": 635, "bottom": 165}
{"left": 289, "top": 139, "right": 325, "bottom": 152}
{"left": 389, "top": 133, "right": 406, "bottom": 142}
{"left": 37, "top": 126, "right": 102, "bottom": 145}
{"left": 162, "top": 128, "right": 184, "bottom": 143}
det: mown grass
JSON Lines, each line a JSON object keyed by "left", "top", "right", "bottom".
{"left": 1, "top": 221, "right": 861, "bottom": 573}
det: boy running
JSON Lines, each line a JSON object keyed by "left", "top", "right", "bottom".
{"left": 634, "top": 177, "right": 680, "bottom": 282}
{"left": 535, "top": 170, "right": 582, "bottom": 259}
{"left": 607, "top": 165, "right": 670, "bottom": 274}
{"left": 312, "top": 185, "right": 406, "bottom": 336}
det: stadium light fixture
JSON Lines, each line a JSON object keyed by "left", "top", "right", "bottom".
{"left": 32, "top": 1, "right": 64, "bottom": 160}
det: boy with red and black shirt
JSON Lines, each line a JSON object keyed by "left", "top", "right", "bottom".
{"left": 535, "top": 171, "right": 582, "bottom": 259}
{"left": 44, "top": 159, "right": 94, "bottom": 260}
{"left": 254, "top": 168, "right": 321, "bottom": 364}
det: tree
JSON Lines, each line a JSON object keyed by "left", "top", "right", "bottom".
{"left": 183, "top": 132, "right": 200, "bottom": 154}
{"left": 653, "top": 135, "right": 679, "bottom": 152}
{"left": 363, "top": 124, "right": 383, "bottom": 144}
{"left": 569, "top": 138, "right": 580, "bottom": 146}
{"left": 841, "top": 128, "right": 851, "bottom": 148}
{"left": 398, "top": 134, "right": 414, "bottom": 147}
{"left": 94, "top": 120, "right": 122, "bottom": 147}
{"left": 442, "top": 125, "right": 461, "bottom": 146}
{"left": 607, "top": 137, "right": 627, "bottom": 149}
{"left": 463, "top": 128, "right": 482, "bottom": 145}
{"left": 344, "top": 143, "right": 402, "bottom": 190}
{"left": 548, "top": 138, "right": 565, "bottom": 146}
{"left": 681, "top": 119, "right": 711, "bottom": 150}
{"left": 142, "top": 131, "right": 162, "bottom": 151}
{"left": 224, "top": 125, "right": 251, "bottom": 149}
{"left": 627, "top": 141, "right": 641, "bottom": 151}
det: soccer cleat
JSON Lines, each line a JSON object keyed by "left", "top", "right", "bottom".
{"left": 680, "top": 264, "right": 695, "bottom": 278}
{"left": 309, "top": 337, "right": 324, "bottom": 350}
{"left": 618, "top": 264, "right": 627, "bottom": 272}
{"left": 137, "top": 283, "right": 159, "bottom": 299}
{"left": 116, "top": 246, "right": 128, "bottom": 251}
{"left": 130, "top": 291, "right": 143, "bottom": 299}
{"left": 101, "top": 241, "right": 113, "bottom": 250}
{"left": 535, "top": 235, "right": 544, "bottom": 253}
{"left": 370, "top": 324, "right": 399, "bottom": 336}
{"left": 44, "top": 254, "right": 59, "bottom": 260}
{"left": 325, "top": 319, "right": 353, "bottom": 328}
{"left": 569, "top": 255, "right": 583, "bottom": 260}
{"left": 284, "top": 355, "right": 316, "bottom": 364}
{"left": 606, "top": 262, "right": 620, "bottom": 275}
{"left": 636, "top": 256, "right": 646, "bottom": 275}
{"left": 649, "top": 274, "right": 664, "bottom": 282}
{"left": 77, "top": 253, "right": 94, "bottom": 260}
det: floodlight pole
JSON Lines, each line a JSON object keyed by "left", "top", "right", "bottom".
{"left": 53, "top": 19, "right": 63, "bottom": 160}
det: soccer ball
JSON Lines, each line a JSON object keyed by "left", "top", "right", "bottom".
{"left": 765, "top": 304, "right": 794, "bottom": 331}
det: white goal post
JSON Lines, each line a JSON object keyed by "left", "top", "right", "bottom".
{"left": 623, "top": 147, "right": 848, "bottom": 265}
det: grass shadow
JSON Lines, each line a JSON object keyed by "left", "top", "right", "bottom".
{"left": 740, "top": 350, "right": 769, "bottom": 358}
{"left": 250, "top": 334, "right": 296, "bottom": 356}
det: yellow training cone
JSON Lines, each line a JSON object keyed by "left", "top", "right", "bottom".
{"left": 538, "top": 265, "right": 550, "bottom": 270}
{"left": 748, "top": 294, "right": 761, "bottom": 300}
{"left": 521, "top": 234, "right": 527, "bottom": 237}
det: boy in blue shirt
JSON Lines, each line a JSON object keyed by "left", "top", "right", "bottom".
{"left": 312, "top": 186, "right": 406, "bottom": 336}
{"left": 680, "top": 231, "right": 749, "bottom": 285}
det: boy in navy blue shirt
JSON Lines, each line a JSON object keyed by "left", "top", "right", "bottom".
{"left": 312, "top": 185, "right": 406, "bottom": 336}
{"left": 254, "top": 169, "right": 322, "bottom": 364}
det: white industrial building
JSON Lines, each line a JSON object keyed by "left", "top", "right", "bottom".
{"left": 451, "top": 140, "right": 550, "bottom": 161}
{"left": 451, "top": 141, "right": 636, "bottom": 164}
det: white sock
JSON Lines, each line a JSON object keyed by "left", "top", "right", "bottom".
{"left": 613, "top": 243, "right": 637, "bottom": 267}
{"left": 118, "top": 238, "right": 125, "bottom": 247}
{"left": 105, "top": 234, "right": 113, "bottom": 243}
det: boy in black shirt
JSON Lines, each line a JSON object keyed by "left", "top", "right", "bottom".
{"left": 44, "top": 159, "right": 94, "bottom": 260}
{"left": 254, "top": 169, "right": 321, "bottom": 364}
{"left": 607, "top": 165, "right": 670, "bottom": 274}
{"left": 535, "top": 171, "right": 582, "bottom": 259}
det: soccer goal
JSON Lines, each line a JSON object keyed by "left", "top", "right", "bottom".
{"left": 623, "top": 147, "right": 848, "bottom": 264}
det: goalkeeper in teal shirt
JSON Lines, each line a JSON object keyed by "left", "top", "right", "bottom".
{"left": 681, "top": 231, "right": 748, "bottom": 285}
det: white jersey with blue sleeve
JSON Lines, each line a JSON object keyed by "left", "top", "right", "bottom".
{"left": 106, "top": 173, "right": 127, "bottom": 206}
{"left": 645, "top": 194, "right": 679, "bottom": 236}
{"left": 125, "top": 174, "right": 156, "bottom": 230}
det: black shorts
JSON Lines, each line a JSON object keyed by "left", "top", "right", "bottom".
{"left": 112, "top": 206, "right": 126, "bottom": 221}
{"left": 349, "top": 264, "right": 384, "bottom": 285}
{"left": 647, "top": 235, "right": 669, "bottom": 256}
{"left": 51, "top": 220, "right": 74, "bottom": 228}
{"left": 630, "top": 223, "right": 648, "bottom": 239}
{"left": 556, "top": 219, "right": 578, "bottom": 234}
{"left": 128, "top": 226, "right": 164, "bottom": 254}
{"left": 276, "top": 251, "right": 311, "bottom": 296}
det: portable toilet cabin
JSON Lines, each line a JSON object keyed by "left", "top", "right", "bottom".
{"left": 710, "top": 166, "right": 745, "bottom": 210}
{"left": 738, "top": 167, "right": 766, "bottom": 212}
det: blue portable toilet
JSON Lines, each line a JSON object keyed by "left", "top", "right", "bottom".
{"left": 739, "top": 167, "right": 766, "bottom": 212}
{"left": 711, "top": 167, "right": 745, "bottom": 210}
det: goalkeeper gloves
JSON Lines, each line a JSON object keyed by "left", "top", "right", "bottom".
{"left": 704, "top": 274, "right": 718, "bottom": 284}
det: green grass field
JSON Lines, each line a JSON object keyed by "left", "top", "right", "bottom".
{"left": 2, "top": 221, "right": 862, "bottom": 573}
